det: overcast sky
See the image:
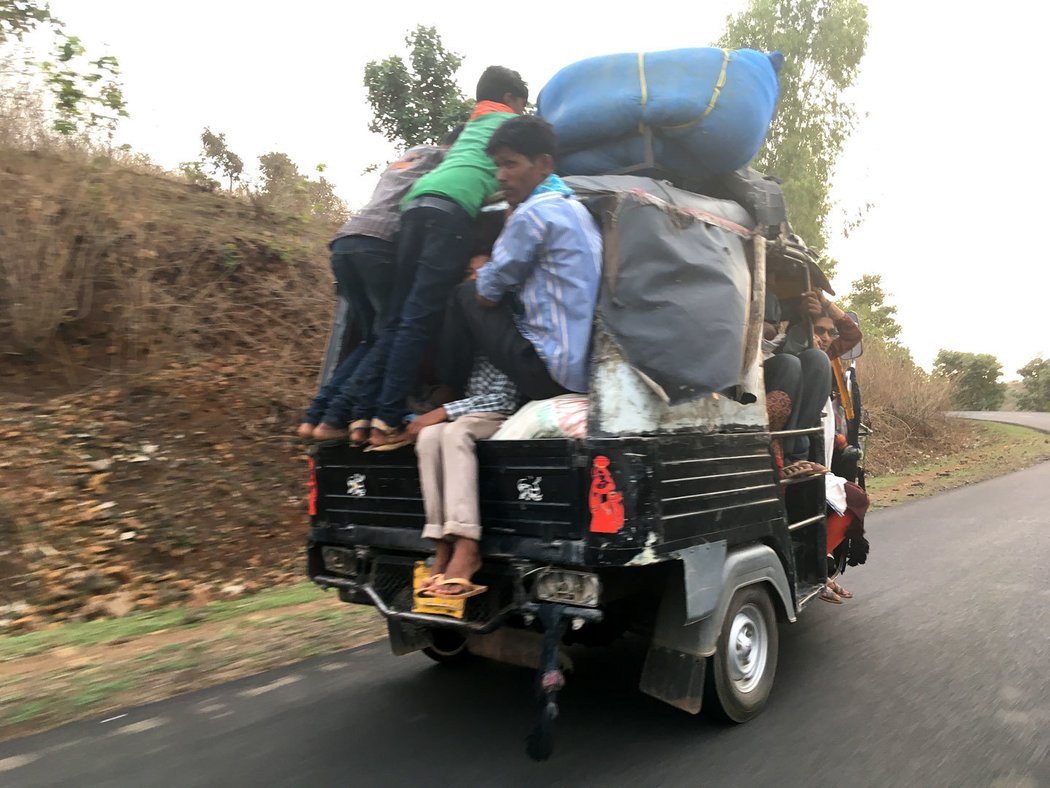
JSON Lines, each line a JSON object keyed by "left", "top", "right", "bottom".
{"left": 41, "top": 0, "right": 1047, "bottom": 378}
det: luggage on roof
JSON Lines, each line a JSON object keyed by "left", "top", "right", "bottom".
{"left": 538, "top": 47, "right": 782, "bottom": 182}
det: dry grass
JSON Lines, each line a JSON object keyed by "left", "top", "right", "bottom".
{"left": 857, "top": 341, "right": 962, "bottom": 475}
{"left": 0, "top": 145, "right": 340, "bottom": 410}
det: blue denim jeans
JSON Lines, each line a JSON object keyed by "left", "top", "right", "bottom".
{"left": 328, "top": 200, "right": 472, "bottom": 428}
{"left": 764, "top": 348, "right": 832, "bottom": 461}
{"left": 303, "top": 235, "right": 395, "bottom": 426}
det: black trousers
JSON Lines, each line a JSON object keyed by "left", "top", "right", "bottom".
{"left": 439, "top": 281, "right": 568, "bottom": 401}
{"left": 764, "top": 348, "right": 832, "bottom": 461}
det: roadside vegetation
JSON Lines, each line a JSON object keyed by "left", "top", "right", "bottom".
{"left": 1, "top": 0, "right": 1047, "bottom": 742}
{"left": 0, "top": 584, "right": 383, "bottom": 741}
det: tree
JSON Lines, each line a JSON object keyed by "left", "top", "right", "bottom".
{"left": 40, "top": 33, "right": 129, "bottom": 140}
{"left": 933, "top": 350, "right": 1007, "bottom": 411}
{"left": 841, "top": 274, "right": 903, "bottom": 349}
{"left": 2, "top": 1, "right": 129, "bottom": 141}
{"left": 719, "top": 0, "right": 869, "bottom": 264}
{"left": 256, "top": 152, "right": 346, "bottom": 222}
{"left": 200, "top": 128, "right": 243, "bottom": 191}
{"left": 1016, "top": 356, "right": 1050, "bottom": 412}
{"left": 0, "top": 0, "right": 53, "bottom": 44}
{"left": 363, "top": 25, "right": 473, "bottom": 149}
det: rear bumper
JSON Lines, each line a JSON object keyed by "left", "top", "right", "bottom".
{"left": 310, "top": 521, "right": 587, "bottom": 565}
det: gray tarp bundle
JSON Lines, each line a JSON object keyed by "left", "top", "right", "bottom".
{"left": 566, "top": 176, "right": 755, "bottom": 406}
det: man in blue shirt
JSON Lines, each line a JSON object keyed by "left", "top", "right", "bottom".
{"left": 436, "top": 115, "right": 603, "bottom": 406}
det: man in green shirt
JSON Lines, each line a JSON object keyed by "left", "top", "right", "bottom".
{"left": 348, "top": 65, "right": 528, "bottom": 449}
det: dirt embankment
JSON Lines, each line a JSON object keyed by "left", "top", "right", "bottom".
{"left": 1, "top": 149, "right": 339, "bottom": 630}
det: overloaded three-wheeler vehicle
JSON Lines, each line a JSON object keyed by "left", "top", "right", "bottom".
{"left": 305, "top": 169, "right": 866, "bottom": 760}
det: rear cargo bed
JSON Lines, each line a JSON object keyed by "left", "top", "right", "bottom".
{"left": 311, "top": 438, "right": 590, "bottom": 563}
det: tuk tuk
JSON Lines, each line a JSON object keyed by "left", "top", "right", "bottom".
{"left": 306, "top": 172, "right": 864, "bottom": 760}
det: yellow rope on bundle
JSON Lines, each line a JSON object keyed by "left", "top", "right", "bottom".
{"left": 662, "top": 48, "right": 732, "bottom": 131}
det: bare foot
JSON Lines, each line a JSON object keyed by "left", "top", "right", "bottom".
{"left": 312, "top": 423, "right": 346, "bottom": 442}
{"left": 296, "top": 423, "right": 316, "bottom": 439}
{"left": 431, "top": 538, "right": 482, "bottom": 595}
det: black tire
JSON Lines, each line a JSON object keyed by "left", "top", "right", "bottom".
{"left": 421, "top": 629, "right": 474, "bottom": 667}
{"left": 704, "top": 584, "right": 779, "bottom": 723}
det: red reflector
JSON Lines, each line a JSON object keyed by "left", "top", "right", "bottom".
{"left": 589, "top": 455, "right": 624, "bottom": 533}
{"left": 307, "top": 457, "right": 318, "bottom": 517}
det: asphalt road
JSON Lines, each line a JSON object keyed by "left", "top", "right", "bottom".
{"left": 3, "top": 413, "right": 1049, "bottom": 787}
{"left": 949, "top": 411, "right": 1050, "bottom": 434}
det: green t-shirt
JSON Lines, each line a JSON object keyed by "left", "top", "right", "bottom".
{"left": 402, "top": 111, "right": 515, "bottom": 218}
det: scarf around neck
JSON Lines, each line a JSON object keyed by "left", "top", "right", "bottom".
{"left": 470, "top": 100, "right": 515, "bottom": 120}
{"left": 531, "top": 173, "right": 574, "bottom": 198}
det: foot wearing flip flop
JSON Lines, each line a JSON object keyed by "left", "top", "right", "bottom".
{"left": 819, "top": 584, "right": 844, "bottom": 604}
{"left": 296, "top": 422, "right": 316, "bottom": 439}
{"left": 366, "top": 418, "right": 412, "bottom": 452}
{"left": 781, "top": 460, "right": 829, "bottom": 480}
{"left": 312, "top": 422, "right": 347, "bottom": 442}
{"left": 419, "top": 539, "right": 453, "bottom": 591}
{"left": 348, "top": 419, "right": 371, "bottom": 447}
{"left": 827, "top": 579, "right": 853, "bottom": 598}
{"left": 427, "top": 538, "right": 485, "bottom": 598}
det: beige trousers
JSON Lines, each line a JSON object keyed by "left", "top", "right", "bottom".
{"left": 415, "top": 412, "right": 506, "bottom": 541}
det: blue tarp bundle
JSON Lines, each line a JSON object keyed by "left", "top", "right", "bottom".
{"left": 538, "top": 48, "right": 782, "bottom": 181}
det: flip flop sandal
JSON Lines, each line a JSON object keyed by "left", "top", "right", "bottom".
{"left": 781, "top": 460, "right": 830, "bottom": 480}
{"left": 348, "top": 419, "right": 371, "bottom": 447}
{"left": 828, "top": 579, "right": 853, "bottom": 598}
{"left": 422, "top": 577, "right": 488, "bottom": 600}
{"left": 364, "top": 418, "right": 411, "bottom": 452}
{"left": 416, "top": 573, "right": 444, "bottom": 593}
{"left": 781, "top": 461, "right": 814, "bottom": 480}
{"left": 819, "top": 585, "right": 844, "bottom": 604}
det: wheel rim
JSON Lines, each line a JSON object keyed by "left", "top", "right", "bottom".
{"left": 727, "top": 603, "right": 769, "bottom": 694}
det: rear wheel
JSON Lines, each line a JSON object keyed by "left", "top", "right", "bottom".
{"left": 421, "top": 629, "right": 474, "bottom": 667}
{"left": 705, "top": 585, "right": 779, "bottom": 723}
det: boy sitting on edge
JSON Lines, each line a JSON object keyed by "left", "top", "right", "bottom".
{"left": 413, "top": 115, "right": 602, "bottom": 599}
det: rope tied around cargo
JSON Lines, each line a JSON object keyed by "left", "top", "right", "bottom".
{"left": 662, "top": 48, "right": 732, "bottom": 132}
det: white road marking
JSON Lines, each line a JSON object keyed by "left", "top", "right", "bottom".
{"left": 0, "top": 754, "right": 40, "bottom": 773}
{"left": 237, "top": 675, "right": 301, "bottom": 698}
{"left": 100, "top": 714, "right": 128, "bottom": 724}
{"left": 319, "top": 662, "right": 349, "bottom": 672}
{"left": 113, "top": 717, "right": 168, "bottom": 735}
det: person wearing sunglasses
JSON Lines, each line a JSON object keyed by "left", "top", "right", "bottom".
{"left": 802, "top": 289, "right": 861, "bottom": 358}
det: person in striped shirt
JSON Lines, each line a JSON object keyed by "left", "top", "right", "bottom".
{"left": 415, "top": 116, "right": 603, "bottom": 599}
{"left": 439, "top": 115, "right": 603, "bottom": 406}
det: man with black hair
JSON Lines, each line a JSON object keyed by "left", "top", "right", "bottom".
{"left": 441, "top": 116, "right": 602, "bottom": 408}
{"left": 303, "top": 124, "right": 464, "bottom": 441}
{"left": 349, "top": 65, "right": 529, "bottom": 450}
{"left": 412, "top": 115, "right": 602, "bottom": 599}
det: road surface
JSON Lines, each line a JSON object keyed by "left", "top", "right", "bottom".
{"left": 2, "top": 412, "right": 1048, "bottom": 787}
{"left": 950, "top": 410, "right": 1050, "bottom": 434}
